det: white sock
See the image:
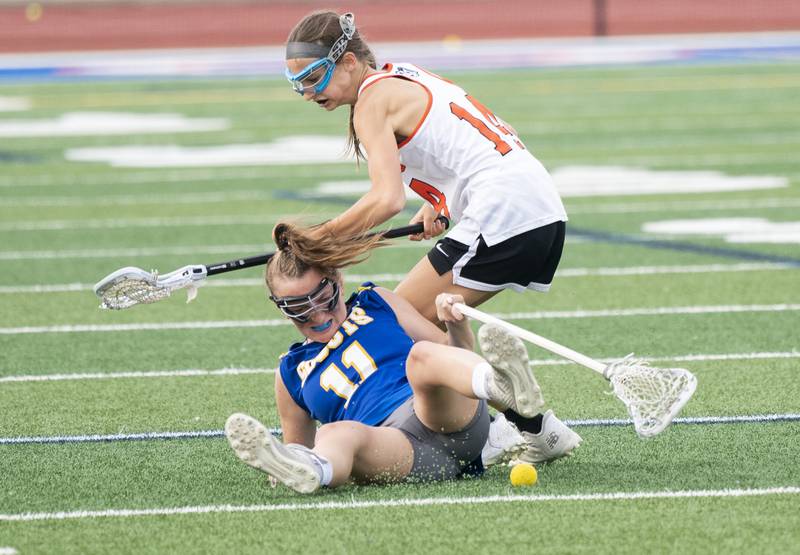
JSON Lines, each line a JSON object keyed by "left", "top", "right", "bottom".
{"left": 289, "top": 444, "right": 334, "bottom": 486}
{"left": 319, "top": 457, "right": 333, "bottom": 486}
{"left": 471, "top": 362, "right": 493, "bottom": 400}
{"left": 310, "top": 452, "right": 334, "bottom": 486}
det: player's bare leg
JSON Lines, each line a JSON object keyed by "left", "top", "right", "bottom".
{"left": 313, "top": 421, "right": 414, "bottom": 485}
{"left": 394, "top": 257, "right": 498, "bottom": 324}
{"left": 226, "top": 413, "right": 414, "bottom": 491}
{"left": 397, "top": 261, "right": 581, "bottom": 463}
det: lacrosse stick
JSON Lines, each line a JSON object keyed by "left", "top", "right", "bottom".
{"left": 94, "top": 216, "right": 448, "bottom": 310}
{"left": 453, "top": 303, "right": 697, "bottom": 438}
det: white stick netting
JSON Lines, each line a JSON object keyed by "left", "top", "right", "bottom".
{"left": 94, "top": 266, "right": 203, "bottom": 310}
{"left": 604, "top": 356, "right": 697, "bottom": 438}
{"left": 98, "top": 277, "right": 173, "bottom": 310}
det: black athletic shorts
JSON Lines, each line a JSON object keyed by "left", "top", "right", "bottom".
{"left": 427, "top": 220, "right": 566, "bottom": 292}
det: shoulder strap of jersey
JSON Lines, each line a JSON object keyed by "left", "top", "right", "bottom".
{"left": 358, "top": 63, "right": 406, "bottom": 97}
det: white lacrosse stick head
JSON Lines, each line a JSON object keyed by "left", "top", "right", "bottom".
{"left": 604, "top": 356, "right": 697, "bottom": 438}
{"left": 93, "top": 265, "right": 207, "bottom": 310}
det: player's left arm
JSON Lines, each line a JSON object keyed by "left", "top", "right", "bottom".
{"left": 375, "top": 287, "right": 474, "bottom": 351}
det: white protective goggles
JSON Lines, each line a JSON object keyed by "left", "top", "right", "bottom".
{"left": 269, "top": 278, "right": 341, "bottom": 323}
{"left": 284, "top": 13, "right": 356, "bottom": 96}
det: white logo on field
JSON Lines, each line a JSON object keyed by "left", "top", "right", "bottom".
{"left": 312, "top": 166, "right": 786, "bottom": 199}
{"left": 1, "top": 112, "right": 228, "bottom": 138}
{"left": 550, "top": 166, "right": 786, "bottom": 196}
{"left": 0, "top": 96, "right": 30, "bottom": 112}
{"left": 66, "top": 135, "right": 349, "bottom": 167}
{"left": 643, "top": 217, "right": 800, "bottom": 244}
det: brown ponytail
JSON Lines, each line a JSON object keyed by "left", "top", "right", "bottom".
{"left": 266, "top": 221, "right": 385, "bottom": 291}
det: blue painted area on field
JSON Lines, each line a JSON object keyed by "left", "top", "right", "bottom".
{"left": 687, "top": 44, "right": 800, "bottom": 63}
{"left": 1, "top": 33, "right": 799, "bottom": 82}
{"left": 568, "top": 226, "right": 800, "bottom": 268}
{"left": 0, "top": 67, "right": 61, "bottom": 79}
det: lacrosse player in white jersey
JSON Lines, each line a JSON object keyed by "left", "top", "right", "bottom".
{"left": 283, "top": 10, "right": 581, "bottom": 466}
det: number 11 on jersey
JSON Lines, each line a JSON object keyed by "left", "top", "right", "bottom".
{"left": 319, "top": 341, "right": 378, "bottom": 407}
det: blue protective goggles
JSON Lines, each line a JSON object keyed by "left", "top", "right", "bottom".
{"left": 284, "top": 58, "right": 337, "bottom": 97}
{"left": 285, "top": 13, "right": 356, "bottom": 96}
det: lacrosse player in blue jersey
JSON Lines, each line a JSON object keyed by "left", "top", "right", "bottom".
{"left": 225, "top": 223, "right": 546, "bottom": 493}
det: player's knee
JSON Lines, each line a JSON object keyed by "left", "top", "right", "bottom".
{"left": 406, "top": 341, "right": 436, "bottom": 387}
{"left": 317, "top": 420, "right": 368, "bottom": 447}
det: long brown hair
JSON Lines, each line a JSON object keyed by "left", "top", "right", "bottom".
{"left": 286, "top": 10, "right": 377, "bottom": 161}
{"left": 266, "top": 222, "right": 385, "bottom": 292}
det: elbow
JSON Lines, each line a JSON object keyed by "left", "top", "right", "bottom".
{"left": 365, "top": 185, "right": 405, "bottom": 221}
{"left": 384, "top": 191, "right": 406, "bottom": 216}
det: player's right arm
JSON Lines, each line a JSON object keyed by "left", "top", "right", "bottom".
{"left": 312, "top": 84, "right": 407, "bottom": 240}
{"left": 374, "top": 287, "right": 475, "bottom": 352}
{"left": 275, "top": 370, "right": 316, "bottom": 447}
{"left": 434, "top": 293, "right": 474, "bottom": 350}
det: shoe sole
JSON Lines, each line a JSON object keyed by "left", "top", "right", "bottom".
{"left": 225, "top": 413, "right": 319, "bottom": 494}
{"left": 478, "top": 324, "right": 544, "bottom": 418}
{"left": 479, "top": 324, "right": 545, "bottom": 418}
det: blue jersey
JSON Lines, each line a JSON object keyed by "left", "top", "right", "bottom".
{"left": 279, "top": 284, "right": 414, "bottom": 426}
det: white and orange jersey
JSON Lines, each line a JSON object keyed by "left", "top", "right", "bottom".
{"left": 358, "top": 62, "right": 567, "bottom": 247}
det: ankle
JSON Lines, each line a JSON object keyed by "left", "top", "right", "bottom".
{"left": 471, "top": 362, "right": 493, "bottom": 400}
{"left": 504, "top": 410, "right": 544, "bottom": 434}
{"left": 290, "top": 445, "right": 334, "bottom": 486}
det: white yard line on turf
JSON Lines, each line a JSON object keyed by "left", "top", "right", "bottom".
{"left": 0, "top": 241, "right": 436, "bottom": 261}
{"left": 2, "top": 304, "right": 798, "bottom": 335}
{"left": 2, "top": 193, "right": 798, "bottom": 212}
{"left": 0, "top": 167, "right": 345, "bottom": 188}
{"left": 567, "top": 414, "right": 800, "bottom": 426}
{"left": 0, "top": 244, "right": 271, "bottom": 261}
{"left": 566, "top": 197, "right": 800, "bottom": 215}
{"left": 0, "top": 215, "right": 292, "bottom": 231}
{"left": 4, "top": 414, "right": 800, "bottom": 446}
{"left": 2, "top": 351, "right": 798, "bottom": 383}
{"left": 0, "top": 262, "right": 792, "bottom": 293}
{"left": 0, "top": 367, "right": 276, "bottom": 382}
{"left": 0, "top": 549, "right": 18, "bottom": 555}
{"left": 0, "top": 191, "right": 279, "bottom": 207}
{"left": 1, "top": 487, "right": 798, "bottom": 522}
{"left": 546, "top": 153, "right": 800, "bottom": 168}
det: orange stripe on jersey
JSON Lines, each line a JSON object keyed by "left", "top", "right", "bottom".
{"left": 357, "top": 64, "right": 395, "bottom": 97}
{"left": 356, "top": 64, "right": 434, "bottom": 150}
{"left": 358, "top": 74, "right": 395, "bottom": 97}
{"left": 397, "top": 81, "right": 432, "bottom": 149}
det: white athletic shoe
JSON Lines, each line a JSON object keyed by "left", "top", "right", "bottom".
{"left": 225, "top": 413, "right": 322, "bottom": 494}
{"left": 514, "top": 410, "right": 583, "bottom": 464}
{"left": 481, "top": 413, "right": 527, "bottom": 467}
{"left": 478, "top": 324, "right": 545, "bottom": 418}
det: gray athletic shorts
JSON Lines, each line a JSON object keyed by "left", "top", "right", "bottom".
{"left": 381, "top": 396, "right": 489, "bottom": 482}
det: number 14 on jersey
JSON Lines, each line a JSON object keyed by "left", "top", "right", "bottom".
{"left": 450, "top": 94, "right": 525, "bottom": 156}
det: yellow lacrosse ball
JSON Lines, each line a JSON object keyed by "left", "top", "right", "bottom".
{"left": 509, "top": 463, "right": 538, "bottom": 487}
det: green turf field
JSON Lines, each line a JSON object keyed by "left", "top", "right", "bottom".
{"left": 1, "top": 60, "right": 799, "bottom": 554}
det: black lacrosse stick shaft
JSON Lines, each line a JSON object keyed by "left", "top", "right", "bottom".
{"left": 205, "top": 216, "right": 449, "bottom": 276}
